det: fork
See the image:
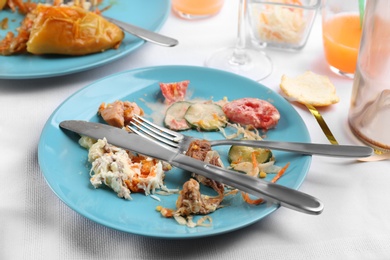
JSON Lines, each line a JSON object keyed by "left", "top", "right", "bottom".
{"left": 129, "top": 115, "right": 373, "bottom": 158}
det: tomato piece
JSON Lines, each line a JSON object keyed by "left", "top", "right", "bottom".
{"left": 223, "top": 98, "right": 280, "bottom": 130}
{"left": 159, "top": 80, "right": 189, "bottom": 104}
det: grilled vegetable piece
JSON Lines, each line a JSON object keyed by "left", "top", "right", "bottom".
{"left": 228, "top": 145, "right": 273, "bottom": 164}
{"left": 184, "top": 103, "right": 227, "bottom": 131}
{"left": 164, "top": 101, "right": 192, "bottom": 131}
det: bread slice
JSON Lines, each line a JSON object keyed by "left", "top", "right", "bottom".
{"left": 280, "top": 71, "right": 340, "bottom": 106}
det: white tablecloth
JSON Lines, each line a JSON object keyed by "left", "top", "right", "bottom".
{"left": 1, "top": 1, "right": 390, "bottom": 259}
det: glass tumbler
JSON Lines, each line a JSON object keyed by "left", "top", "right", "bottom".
{"left": 171, "top": 0, "right": 225, "bottom": 19}
{"left": 348, "top": 0, "right": 390, "bottom": 152}
{"left": 248, "top": 0, "right": 320, "bottom": 51}
{"left": 322, "top": 0, "right": 362, "bottom": 78}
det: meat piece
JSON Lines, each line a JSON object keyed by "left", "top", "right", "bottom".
{"left": 185, "top": 139, "right": 212, "bottom": 161}
{"left": 193, "top": 173, "right": 224, "bottom": 197}
{"left": 192, "top": 150, "right": 224, "bottom": 194}
{"left": 173, "top": 140, "right": 226, "bottom": 217}
{"left": 208, "top": 153, "right": 223, "bottom": 167}
{"left": 175, "top": 178, "right": 224, "bottom": 216}
{"left": 98, "top": 100, "right": 144, "bottom": 128}
{"left": 223, "top": 98, "right": 280, "bottom": 130}
{"left": 185, "top": 140, "right": 224, "bottom": 190}
{"left": 159, "top": 140, "right": 226, "bottom": 218}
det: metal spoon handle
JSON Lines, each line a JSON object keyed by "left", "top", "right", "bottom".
{"left": 104, "top": 16, "right": 179, "bottom": 47}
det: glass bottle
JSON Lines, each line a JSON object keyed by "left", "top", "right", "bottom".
{"left": 348, "top": 0, "right": 390, "bottom": 151}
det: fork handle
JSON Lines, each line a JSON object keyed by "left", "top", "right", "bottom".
{"left": 209, "top": 140, "right": 373, "bottom": 158}
{"left": 171, "top": 154, "right": 324, "bottom": 215}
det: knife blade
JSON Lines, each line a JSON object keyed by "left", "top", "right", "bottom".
{"left": 59, "top": 120, "right": 324, "bottom": 215}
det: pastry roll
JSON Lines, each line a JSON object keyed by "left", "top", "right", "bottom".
{"left": 26, "top": 4, "right": 124, "bottom": 55}
{"left": 0, "top": 0, "right": 6, "bottom": 10}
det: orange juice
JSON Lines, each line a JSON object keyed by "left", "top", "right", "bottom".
{"left": 322, "top": 14, "right": 362, "bottom": 74}
{"left": 172, "top": 0, "right": 224, "bottom": 18}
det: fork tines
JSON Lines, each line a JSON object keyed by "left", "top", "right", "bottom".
{"left": 128, "top": 115, "right": 181, "bottom": 148}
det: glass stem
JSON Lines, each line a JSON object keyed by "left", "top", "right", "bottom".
{"left": 230, "top": 0, "right": 249, "bottom": 66}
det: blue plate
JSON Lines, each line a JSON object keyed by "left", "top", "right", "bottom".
{"left": 38, "top": 66, "right": 311, "bottom": 239}
{"left": 0, "top": 0, "right": 170, "bottom": 79}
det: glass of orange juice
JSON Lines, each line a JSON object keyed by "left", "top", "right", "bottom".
{"left": 171, "top": 0, "right": 225, "bottom": 19}
{"left": 322, "top": 0, "right": 363, "bottom": 78}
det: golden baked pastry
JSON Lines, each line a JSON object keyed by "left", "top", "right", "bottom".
{"left": 26, "top": 4, "right": 124, "bottom": 55}
{"left": 280, "top": 71, "right": 340, "bottom": 107}
{"left": 0, "top": 0, "right": 7, "bottom": 10}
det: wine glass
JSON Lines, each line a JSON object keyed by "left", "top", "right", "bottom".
{"left": 205, "top": 0, "right": 272, "bottom": 81}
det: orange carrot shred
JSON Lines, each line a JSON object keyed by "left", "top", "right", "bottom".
{"left": 251, "top": 152, "right": 258, "bottom": 169}
{"left": 241, "top": 192, "right": 264, "bottom": 205}
{"left": 271, "top": 162, "right": 290, "bottom": 183}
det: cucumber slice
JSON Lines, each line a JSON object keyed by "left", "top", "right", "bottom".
{"left": 228, "top": 145, "right": 273, "bottom": 164}
{"left": 184, "top": 103, "right": 227, "bottom": 131}
{"left": 163, "top": 101, "right": 192, "bottom": 131}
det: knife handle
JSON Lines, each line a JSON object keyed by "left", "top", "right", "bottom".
{"left": 172, "top": 154, "right": 324, "bottom": 215}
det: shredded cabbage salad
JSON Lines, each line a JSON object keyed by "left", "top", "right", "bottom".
{"left": 253, "top": 0, "right": 307, "bottom": 44}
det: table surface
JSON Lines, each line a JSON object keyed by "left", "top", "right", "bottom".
{"left": 1, "top": 1, "right": 389, "bottom": 259}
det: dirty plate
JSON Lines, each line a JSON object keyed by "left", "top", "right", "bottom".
{"left": 38, "top": 65, "right": 311, "bottom": 238}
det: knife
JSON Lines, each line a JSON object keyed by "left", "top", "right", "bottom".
{"left": 103, "top": 16, "right": 179, "bottom": 47}
{"left": 59, "top": 120, "right": 324, "bottom": 215}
